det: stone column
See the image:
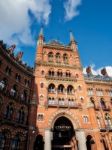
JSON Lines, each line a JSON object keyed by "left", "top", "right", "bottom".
{"left": 76, "top": 130, "right": 87, "bottom": 150}
{"left": 45, "top": 129, "right": 52, "bottom": 150}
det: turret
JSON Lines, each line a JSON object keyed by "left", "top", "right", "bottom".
{"left": 69, "top": 31, "right": 77, "bottom": 51}
{"left": 35, "top": 27, "right": 44, "bottom": 64}
{"left": 69, "top": 31, "right": 81, "bottom": 68}
{"left": 37, "top": 27, "right": 44, "bottom": 46}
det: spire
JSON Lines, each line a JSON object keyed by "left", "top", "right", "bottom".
{"left": 37, "top": 27, "right": 44, "bottom": 46}
{"left": 69, "top": 30, "right": 77, "bottom": 51}
{"left": 70, "top": 31, "right": 75, "bottom": 43}
{"left": 39, "top": 26, "right": 44, "bottom": 37}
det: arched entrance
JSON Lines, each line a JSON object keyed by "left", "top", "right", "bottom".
{"left": 52, "top": 116, "right": 77, "bottom": 150}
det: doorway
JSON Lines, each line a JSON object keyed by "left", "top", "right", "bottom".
{"left": 52, "top": 116, "right": 77, "bottom": 150}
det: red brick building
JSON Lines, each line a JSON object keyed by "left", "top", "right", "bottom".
{"left": 34, "top": 28, "right": 112, "bottom": 150}
{"left": 0, "top": 41, "right": 37, "bottom": 150}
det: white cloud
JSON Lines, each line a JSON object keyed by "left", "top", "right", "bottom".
{"left": 0, "top": 0, "right": 51, "bottom": 46}
{"left": 64, "top": 0, "right": 82, "bottom": 21}
{"left": 83, "top": 65, "right": 112, "bottom": 77}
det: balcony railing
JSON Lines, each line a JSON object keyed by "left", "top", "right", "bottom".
{"left": 46, "top": 100, "right": 82, "bottom": 109}
{"left": 0, "top": 88, "right": 29, "bottom": 105}
{"left": 45, "top": 74, "right": 77, "bottom": 82}
{"left": 100, "top": 126, "right": 112, "bottom": 132}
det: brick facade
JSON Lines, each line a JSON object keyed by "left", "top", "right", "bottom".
{"left": 34, "top": 29, "right": 112, "bottom": 150}
{"left": 0, "top": 41, "right": 37, "bottom": 150}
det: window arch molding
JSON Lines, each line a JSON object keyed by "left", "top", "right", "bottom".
{"left": 67, "top": 85, "right": 74, "bottom": 94}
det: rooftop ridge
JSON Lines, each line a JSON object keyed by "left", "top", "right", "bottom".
{"left": 0, "top": 40, "right": 33, "bottom": 73}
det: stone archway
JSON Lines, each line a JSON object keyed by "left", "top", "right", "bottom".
{"left": 49, "top": 110, "right": 79, "bottom": 130}
{"left": 44, "top": 111, "right": 87, "bottom": 150}
{"left": 52, "top": 116, "right": 78, "bottom": 150}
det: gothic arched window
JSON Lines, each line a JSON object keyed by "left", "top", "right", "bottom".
{"left": 48, "top": 69, "right": 54, "bottom": 76}
{"left": 5, "top": 103, "right": 14, "bottom": 120}
{"left": 56, "top": 53, "right": 61, "bottom": 63}
{"left": 48, "top": 52, "right": 53, "bottom": 62}
{"left": 57, "top": 69, "right": 63, "bottom": 77}
{"left": 58, "top": 84, "right": 64, "bottom": 93}
{"left": 63, "top": 53, "right": 68, "bottom": 64}
{"left": 17, "top": 107, "right": 25, "bottom": 124}
{"left": 66, "top": 70, "right": 71, "bottom": 77}
{"left": 67, "top": 85, "right": 74, "bottom": 94}
{"left": 48, "top": 84, "right": 55, "bottom": 93}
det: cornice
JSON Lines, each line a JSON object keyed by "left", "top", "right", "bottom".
{"left": 85, "top": 80, "right": 112, "bottom": 85}
{"left": 36, "top": 61, "right": 82, "bottom": 70}
{"left": 0, "top": 46, "right": 34, "bottom": 77}
{"left": 43, "top": 44, "right": 72, "bottom": 51}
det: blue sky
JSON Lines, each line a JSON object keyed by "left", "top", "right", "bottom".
{"left": 0, "top": 0, "right": 112, "bottom": 74}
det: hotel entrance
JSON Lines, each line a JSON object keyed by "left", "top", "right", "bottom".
{"left": 52, "top": 116, "right": 78, "bottom": 150}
